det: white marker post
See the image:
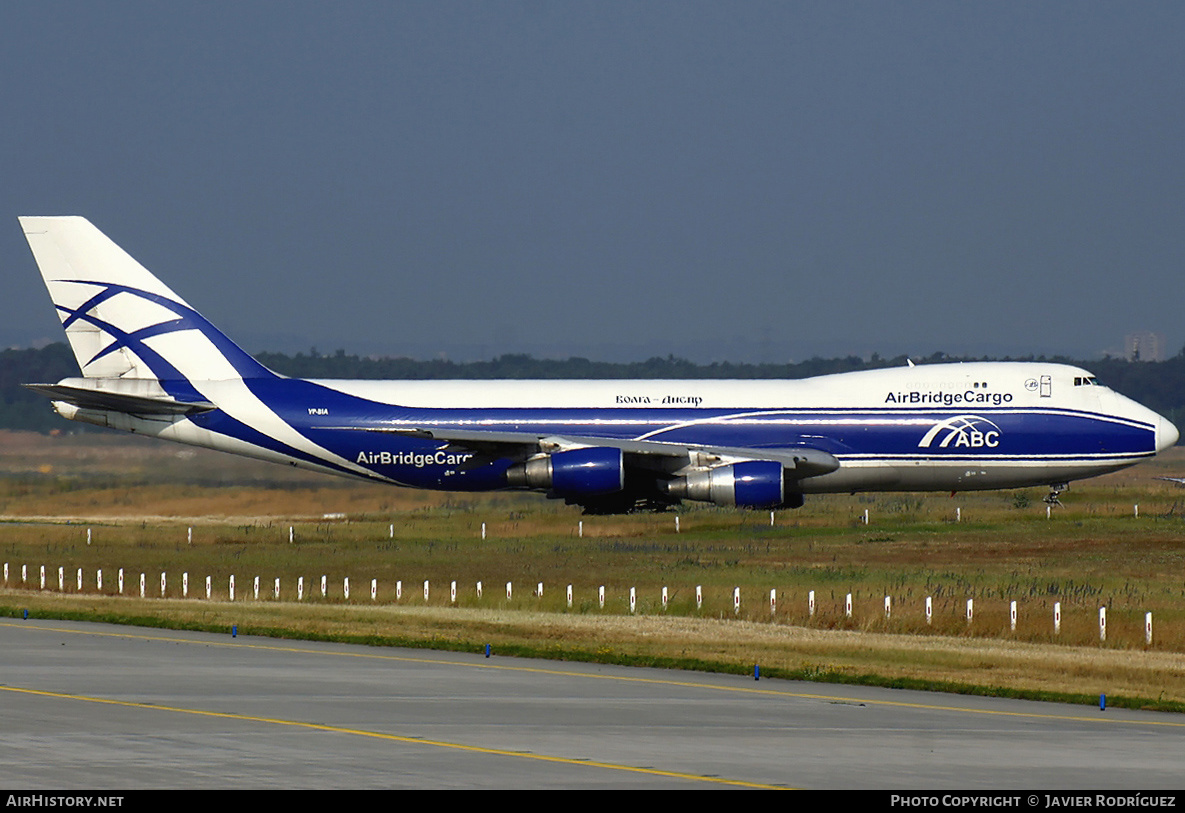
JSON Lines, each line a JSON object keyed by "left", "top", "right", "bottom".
{"left": 1010, "top": 600, "right": 1017, "bottom": 632}
{"left": 97, "top": 569, "right": 103, "bottom": 592}
{"left": 229, "top": 575, "right": 235, "bottom": 602}
{"left": 253, "top": 576, "right": 260, "bottom": 601}
{"left": 450, "top": 580, "right": 457, "bottom": 604}
{"left": 298, "top": 576, "right": 304, "bottom": 601}
{"left": 770, "top": 588, "right": 777, "bottom": 616}
{"left": 321, "top": 575, "right": 327, "bottom": 598}
{"left": 476, "top": 581, "right": 482, "bottom": 599}
{"left": 567, "top": 584, "right": 573, "bottom": 609}
{"left": 77, "top": 568, "right": 82, "bottom": 592}
{"left": 809, "top": 590, "right": 815, "bottom": 618}
{"left": 1054, "top": 601, "right": 1061, "bottom": 634}
{"left": 630, "top": 587, "right": 636, "bottom": 614}
{"left": 205, "top": 575, "right": 211, "bottom": 600}
{"left": 275, "top": 578, "right": 281, "bottom": 600}
{"left": 183, "top": 572, "right": 188, "bottom": 598}
{"left": 536, "top": 582, "right": 543, "bottom": 599}
{"left": 423, "top": 580, "right": 430, "bottom": 602}
{"left": 118, "top": 568, "right": 124, "bottom": 594}
{"left": 58, "top": 567, "right": 64, "bottom": 592}
{"left": 578, "top": 520, "right": 583, "bottom": 538}
{"left": 733, "top": 587, "right": 741, "bottom": 615}
{"left": 1099, "top": 607, "right": 1107, "bottom": 642}
{"left": 139, "top": 572, "right": 145, "bottom": 598}
{"left": 884, "top": 596, "right": 891, "bottom": 620}
{"left": 481, "top": 522, "right": 486, "bottom": 540}
{"left": 40, "top": 565, "right": 45, "bottom": 590}
{"left": 161, "top": 572, "right": 167, "bottom": 598}
{"left": 371, "top": 579, "right": 377, "bottom": 601}
{"left": 662, "top": 586, "right": 669, "bottom": 611}
{"left": 506, "top": 581, "right": 512, "bottom": 601}
{"left": 925, "top": 596, "right": 932, "bottom": 625}
{"left": 1146, "top": 612, "right": 1153, "bottom": 646}
{"left": 845, "top": 593, "right": 852, "bottom": 618}
{"left": 599, "top": 585, "right": 605, "bottom": 609}
{"left": 396, "top": 580, "right": 402, "bottom": 601}
{"left": 966, "top": 598, "right": 973, "bottom": 625}
{"left": 696, "top": 584, "right": 703, "bottom": 610}
{"left": 344, "top": 577, "right": 350, "bottom": 600}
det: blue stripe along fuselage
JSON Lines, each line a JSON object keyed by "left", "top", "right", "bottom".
{"left": 171, "top": 377, "right": 1162, "bottom": 492}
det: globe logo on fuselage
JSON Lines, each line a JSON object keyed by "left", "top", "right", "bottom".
{"left": 918, "top": 415, "right": 1002, "bottom": 449}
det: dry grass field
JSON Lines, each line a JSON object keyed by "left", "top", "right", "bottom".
{"left": 2, "top": 429, "right": 1184, "bottom": 708}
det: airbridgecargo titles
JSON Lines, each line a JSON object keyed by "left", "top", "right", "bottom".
{"left": 357, "top": 450, "right": 475, "bottom": 467}
{"left": 18, "top": 216, "right": 1180, "bottom": 515}
{"left": 885, "top": 390, "right": 1014, "bottom": 406}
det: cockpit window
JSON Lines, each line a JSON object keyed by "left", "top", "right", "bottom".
{"left": 1073, "top": 376, "right": 1101, "bottom": 386}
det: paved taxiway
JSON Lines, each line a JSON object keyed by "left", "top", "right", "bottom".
{"left": 1, "top": 618, "right": 1183, "bottom": 789}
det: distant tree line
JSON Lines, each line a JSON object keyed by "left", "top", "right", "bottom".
{"left": 4, "top": 342, "right": 1183, "bottom": 438}
{"left": 0, "top": 343, "right": 83, "bottom": 432}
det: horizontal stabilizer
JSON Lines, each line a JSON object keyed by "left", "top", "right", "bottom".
{"left": 24, "top": 383, "right": 216, "bottom": 416}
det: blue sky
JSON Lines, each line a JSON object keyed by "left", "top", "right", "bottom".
{"left": 3, "top": 2, "right": 1183, "bottom": 362}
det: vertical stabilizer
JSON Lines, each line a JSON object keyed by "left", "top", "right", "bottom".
{"left": 19, "top": 216, "right": 272, "bottom": 382}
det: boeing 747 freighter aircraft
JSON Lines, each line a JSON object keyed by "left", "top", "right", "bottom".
{"left": 19, "top": 217, "right": 1179, "bottom": 514}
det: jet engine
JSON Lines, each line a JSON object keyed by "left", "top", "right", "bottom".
{"left": 506, "top": 447, "right": 625, "bottom": 496}
{"left": 663, "top": 460, "right": 800, "bottom": 508}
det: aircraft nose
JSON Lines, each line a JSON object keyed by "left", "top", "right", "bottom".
{"left": 1157, "top": 414, "right": 1180, "bottom": 453}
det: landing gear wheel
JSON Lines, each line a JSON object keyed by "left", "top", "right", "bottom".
{"left": 1044, "top": 483, "right": 1068, "bottom": 506}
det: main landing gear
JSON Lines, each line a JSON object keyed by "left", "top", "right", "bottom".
{"left": 1044, "top": 482, "right": 1068, "bottom": 506}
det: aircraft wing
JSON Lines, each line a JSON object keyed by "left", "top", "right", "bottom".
{"left": 334, "top": 424, "right": 841, "bottom": 478}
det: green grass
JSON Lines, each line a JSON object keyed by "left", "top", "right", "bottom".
{"left": 3, "top": 497, "right": 1184, "bottom": 648}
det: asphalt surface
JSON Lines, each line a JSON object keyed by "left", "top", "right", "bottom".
{"left": 1, "top": 618, "right": 1182, "bottom": 789}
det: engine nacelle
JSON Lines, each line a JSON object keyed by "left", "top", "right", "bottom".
{"left": 506, "top": 447, "right": 625, "bottom": 496}
{"left": 665, "top": 460, "right": 792, "bottom": 508}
